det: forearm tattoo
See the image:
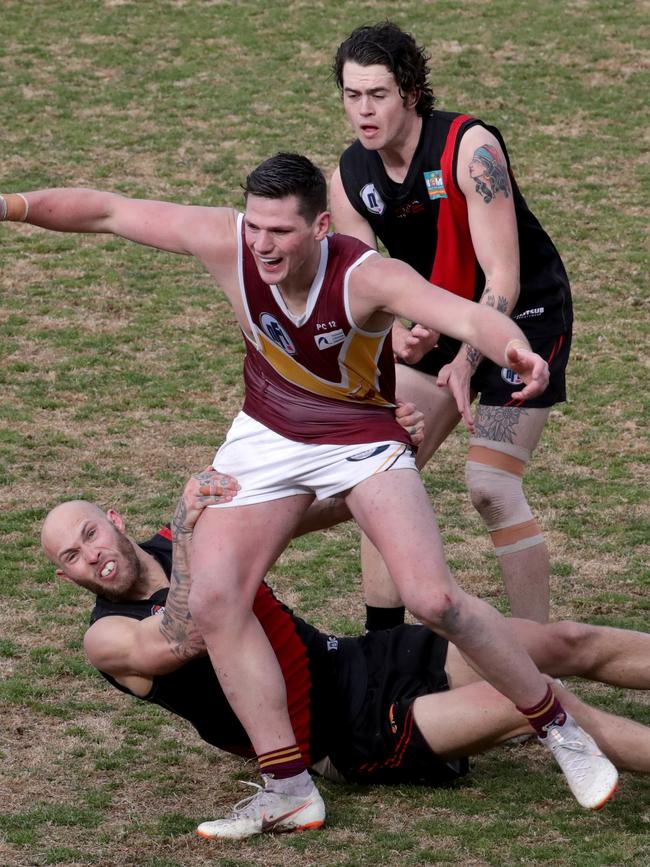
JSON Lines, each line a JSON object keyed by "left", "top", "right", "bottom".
{"left": 463, "top": 283, "right": 510, "bottom": 370}
{"left": 475, "top": 405, "right": 528, "bottom": 443}
{"left": 159, "top": 495, "right": 205, "bottom": 660}
{"left": 469, "top": 144, "right": 512, "bottom": 203}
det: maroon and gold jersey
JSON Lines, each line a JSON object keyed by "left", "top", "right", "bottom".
{"left": 237, "top": 215, "right": 410, "bottom": 445}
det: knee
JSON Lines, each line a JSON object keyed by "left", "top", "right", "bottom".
{"left": 465, "top": 463, "right": 527, "bottom": 526}
{"left": 551, "top": 620, "right": 595, "bottom": 659}
{"left": 405, "top": 588, "right": 466, "bottom": 635}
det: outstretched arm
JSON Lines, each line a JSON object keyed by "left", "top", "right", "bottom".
{"left": 0, "top": 188, "right": 234, "bottom": 259}
{"left": 350, "top": 255, "right": 549, "bottom": 400}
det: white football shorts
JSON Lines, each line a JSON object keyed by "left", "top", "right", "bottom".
{"left": 209, "top": 411, "right": 417, "bottom": 507}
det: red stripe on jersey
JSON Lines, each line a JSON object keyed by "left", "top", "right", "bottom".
{"left": 158, "top": 526, "right": 172, "bottom": 541}
{"left": 252, "top": 583, "right": 313, "bottom": 765}
{"left": 430, "top": 114, "right": 477, "bottom": 300}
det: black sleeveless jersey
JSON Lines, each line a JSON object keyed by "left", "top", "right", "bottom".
{"left": 89, "top": 528, "right": 335, "bottom": 764}
{"left": 339, "top": 111, "right": 572, "bottom": 339}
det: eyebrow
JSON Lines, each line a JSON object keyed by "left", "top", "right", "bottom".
{"left": 58, "top": 521, "right": 91, "bottom": 560}
{"left": 244, "top": 218, "right": 294, "bottom": 232}
{"left": 343, "top": 85, "right": 390, "bottom": 96}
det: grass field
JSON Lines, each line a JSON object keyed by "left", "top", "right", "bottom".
{"left": 1, "top": 1, "right": 649, "bottom": 865}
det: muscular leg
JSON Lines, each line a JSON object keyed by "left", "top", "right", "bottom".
{"left": 468, "top": 405, "right": 551, "bottom": 621}
{"left": 446, "top": 618, "right": 650, "bottom": 690}
{"left": 347, "top": 469, "right": 554, "bottom": 710}
{"left": 189, "top": 494, "right": 313, "bottom": 754}
{"left": 361, "top": 365, "right": 461, "bottom": 608}
{"left": 413, "top": 680, "right": 650, "bottom": 774}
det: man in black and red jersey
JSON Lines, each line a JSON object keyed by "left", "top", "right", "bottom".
{"left": 332, "top": 22, "right": 573, "bottom": 626}
{"left": 3, "top": 154, "right": 605, "bottom": 835}
{"left": 40, "top": 472, "right": 650, "bottom": 840}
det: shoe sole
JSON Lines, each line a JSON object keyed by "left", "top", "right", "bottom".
{"left": 588, "top": 779, "right": 619, "bottom": 812}
{"left": 196, "top": 819, "right": 324, "bottom": 840}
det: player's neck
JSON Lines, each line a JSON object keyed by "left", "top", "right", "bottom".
{"left": 135, "top": 547, "right": 171, "bottom": 598}
{"left": 276, "top": 241, "right": 323, "bottom": 315}
{"left": 378, "top": 114, "right": 422, "bottom": 184}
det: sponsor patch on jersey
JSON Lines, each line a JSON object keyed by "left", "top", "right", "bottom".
{"left": 315, "top": 328, "right": 346, "bottom": 350}
{"left": 260, "top": 313, "right": 296, "bottom": 355}
{"left": 424, "top": 169, "right": 447, "bottom": 201}
{"left": 514, "top": 306, "right": 545, "bottom": 320}
{"left": 151, "top": 604, "right": 165, "bottom": 616}
{"left": 346, "top": 443, "right": 391, "bottom": 462}
{"left": 360, "top": 183, "right": 385, "bottom": 215}
{"left": 501, "top": 367, "right": 523, "bottom": 386}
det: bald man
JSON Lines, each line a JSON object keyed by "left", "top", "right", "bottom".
{"left": 39, "top": 471, "right": 650, "bottom": 838}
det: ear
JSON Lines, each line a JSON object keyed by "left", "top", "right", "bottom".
{"left": 314, "top": 211, "right": 331, "bottom": 241}
{"left": 403, "top": 89, "right": 419, "bottom": 110}
{"left": 106, "top": 509, "right": 126, "bottom": 533}
{"left": 56, "top": 568, "right": 73, "bottom": 583}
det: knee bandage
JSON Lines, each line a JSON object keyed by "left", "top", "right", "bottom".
{"left": 465, "top": 438, "right": 544, "bottom": 556}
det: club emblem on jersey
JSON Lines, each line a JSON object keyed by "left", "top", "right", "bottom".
{"left": 260, "top": 313, "right": 296, "bottom": 355}
{"left": 424, "top": 170, "right": 447, "bottom": 201}
{"left": 360, "top": 183, "right": 385, "bottom": 215}
{"left": 501, "top": 367, "right": 523, "bottom": 386}
{"left": 315, "top": 328, "right": 346, "bottom": 349}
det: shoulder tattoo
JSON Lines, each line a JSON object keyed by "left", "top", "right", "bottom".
{"left": 468, "top": 144, "right": 511, "bottom": 203}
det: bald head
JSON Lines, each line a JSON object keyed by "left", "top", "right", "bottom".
{"left": 41, "top": 500, "right": 112, "bottom": 563}
{"left": 41, "top": 499, "right": 146, "bottom": 601}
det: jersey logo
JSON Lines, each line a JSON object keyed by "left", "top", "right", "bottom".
{"left": 151, "top": 604, "right": 165, "bottom": 616}
{"left": 514, "top": 306, "right": 545, "bottom": 321}
{"left": 346, "top": 443, "right": 390, "bottom": 462}
{"left": 260, "top": 313, "right": 296, "bottom": 355}
{"left": 501, "top": 367, "right": 523, "bottom": 386}
{"left": 360, "top": 183, "right": 385, "bottom": 215}
{"left": 424, "top": 170, "right": 447, "bottom": 200}
{"left": 314, "top": 328, "right": 346, "bottom": 350}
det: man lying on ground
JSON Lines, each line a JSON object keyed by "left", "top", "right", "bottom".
{"left": 40, "top": 470, "right": 650, "bottom": 839}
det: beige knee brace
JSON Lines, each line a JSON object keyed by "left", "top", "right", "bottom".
{"left": 465, "top": 437, "right": 544, "bottom": 556}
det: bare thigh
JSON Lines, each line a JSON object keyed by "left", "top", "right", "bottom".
{"left": 474, "top": 404, "right": 551, "bottom": 452}
{"left": 190, "top": 494, "right": 314, "bottom": 607}
{"left": 395, "top": 364, "right": 461, "bottom": 467}
{"left": 412, "top": 681, "right": 529, "bottom": 759}
{"left": 346, "top": 468, "right": 454, "bottom": 613}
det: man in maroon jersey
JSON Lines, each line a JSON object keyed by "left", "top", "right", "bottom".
{"left": 3, "top": 155, "right": 611, "bottom": 837}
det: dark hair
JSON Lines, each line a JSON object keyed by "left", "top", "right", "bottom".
{"left": 243, "top": 153, "right": 327, "bottom": 223}
{"left": 333, "top": 21, "right": 435, "bottom": 116}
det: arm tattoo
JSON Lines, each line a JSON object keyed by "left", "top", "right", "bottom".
{"left": 463, "top": 283, "right": 510, "bottom": 371}
{"left": 159, "top": 495, "right": 205, "bottom": 661}
{"left": 468, "top": 143, "right": 511, "bottom": 203}
{"left": 475, "top": 406, "right": 528, "bottom": 443}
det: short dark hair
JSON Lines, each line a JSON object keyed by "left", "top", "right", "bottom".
{"left": 243, "top": 153, "right": 327, "bottom": 223}
{"left": 333, "top": 21, "right": 435, "bottom": 116}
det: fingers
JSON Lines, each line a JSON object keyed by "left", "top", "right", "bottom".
{"left": 508, "top": 351, "right": 549, "bottom": 399}
{"left": 395, "top": 401, "right": 424, "bottom": 445}
{"left": 190, "top": 469, "right": 240, "bottom": 504}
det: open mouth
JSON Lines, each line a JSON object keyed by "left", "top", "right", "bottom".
{"left": 100, "top": 560, "right": 116, "bottom": 580}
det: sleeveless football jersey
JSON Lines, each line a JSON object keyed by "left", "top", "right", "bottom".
{"left": 339, "top": 111, "right": 572, "bottom": 339}
{"left": 90, "top": 528, "right": 335, "bottom": 764}
{"left": 237, "top": 214, "right": 410, "bottom": 445}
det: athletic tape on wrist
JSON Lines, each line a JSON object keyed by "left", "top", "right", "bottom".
{"left": 0, "top": 193, "right": 29, "bottom": 221}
